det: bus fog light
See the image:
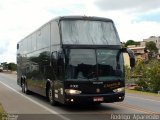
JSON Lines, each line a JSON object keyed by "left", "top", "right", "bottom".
{"left": 113, "top": 87, "right": 125, "bottom": 93}
{"left": 65, "top": 89, "right": 82, "bottom": 95}
{"left": 71, "top": 99, "right": 74, "bottom": 102}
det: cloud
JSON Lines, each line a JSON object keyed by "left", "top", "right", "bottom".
{"left": 117, "top": 21, "right": 160, "bottom": 41}
{"left": 90, "top": 0, "right": 160, "bottom": 42}
{"left": 0, "top": 47, "right": 6, "bottom": 55}
{"left": 0, "top": 40, "right": 10, "bottom": 62}
{"left": 0, "top": 0, "right": 160, "bottom": 63}
{"left": 94, "top": 0, "right": 160, "bottom": 13}
{"left": 134, "top": 10, "right": 160, "bottom": 23}
{"left": 0, "top": 40, "right": 9, "bottom": 54}
{"left": 0, "top": 0, "right": 89, "bottom": 63}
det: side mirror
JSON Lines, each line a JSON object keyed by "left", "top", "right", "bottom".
{"left": 130, "top": 57, "right": 135, "bottom": 68}
{"left": 121, "top": 48, "right": 136, "bottom": 68}
{"left": 17, "top": 44, "right": 19, "bottom": 49}
{"left": 126, "top": 48, "right": 136, "bottom": 68}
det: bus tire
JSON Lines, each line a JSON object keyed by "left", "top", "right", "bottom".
{"left": 22, "top": 80, "right": 30, "bottom": 94}
{"left": 48, "top": 86, "right": 57, "bottom": 106}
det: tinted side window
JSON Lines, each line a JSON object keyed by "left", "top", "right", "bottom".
{"left": 28, "top": 36, "right": 32, "bottom": 52}
{"left": 41, "top": 24, "right": 50, "bottom": 48}
{"left": 51, "top": 21, "right": 60, "bottom": 45}
{"left": 32, "top": 33, "right": 37, "bottom": 51}
{"left": 37, "top": 24, "right": 51, "bottom": 49}
{"left": 23, "top": 38, "right": 28, "bottom": 54}
{"left": 37, "top": 29, "right": 42, "bottom": 50}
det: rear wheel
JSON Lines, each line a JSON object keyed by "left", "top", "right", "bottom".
{"left": 22, "top": 81, "right": 30, "bottom": 94}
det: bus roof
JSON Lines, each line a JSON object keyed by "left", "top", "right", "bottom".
{"left": 54, "top": 15, "right": 113, "bottom": 22}
{"left": 17, "top": 16, "right": 114, "bottom": 44}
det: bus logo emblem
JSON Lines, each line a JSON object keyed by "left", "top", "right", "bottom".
{"left": 96, "top": 88, "right": 100, "bottom": 93}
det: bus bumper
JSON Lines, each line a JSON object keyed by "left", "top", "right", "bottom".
{"left": 65, "top": 92, "right": 125, "bottom": 104}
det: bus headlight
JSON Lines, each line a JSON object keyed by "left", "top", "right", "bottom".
{"left": 113, "top": 87, "right": 125, "bottom": 93}
{"left": 65, "top": 89, "right": 82, "bottom": 95}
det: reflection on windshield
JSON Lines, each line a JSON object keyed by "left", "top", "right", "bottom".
{"left": 61, "top": 20, "right": 120, "bottom": 45}
{"left": 65, "top": 49, "right": 124, "bottom": 80}
{"left": 97, "top": 50, "right": 123, "bottom": 80}
{"left": 65, "top": 49, "right": 96, "bottom": 80}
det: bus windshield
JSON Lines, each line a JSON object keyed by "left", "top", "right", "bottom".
{"left": 65, "top": 49, "right": 124, "bottom": 81}
{"left": 61, "top": 20, "right": 120, "bottom": 45}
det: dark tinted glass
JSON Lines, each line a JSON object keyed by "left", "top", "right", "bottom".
{"left": 97, "top": 49, "right": 124, "bottom": 80}
{"left": 65, "top": 49, "right": 96, "bottom": 80}
{"left": 65, "top": 49, "right": 124, "bottom": 81}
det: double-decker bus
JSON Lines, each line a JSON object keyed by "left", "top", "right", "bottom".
{"left": 17, "top": 16, "right": 135, "bottom": 105}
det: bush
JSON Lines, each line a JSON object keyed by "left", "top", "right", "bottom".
{"left": 126, "top": 59, "right": 160, "bottom": 93}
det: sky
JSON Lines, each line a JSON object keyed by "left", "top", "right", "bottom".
{"left": 0, "top": 0, "right": 160, "bottom": 63}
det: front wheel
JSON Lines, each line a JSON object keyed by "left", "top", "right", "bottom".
{"left": 48, "top": 86, "right": 58, "bottom": 106}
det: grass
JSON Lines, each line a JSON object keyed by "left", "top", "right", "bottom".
{"left": 0, "top": 103, "right": 5, "bottom": 113}
{"left": 0, "top": 103, "right": 5, "bottom": 120}
{"left": 126, "top": 88, "right": 160, "bottom": 97}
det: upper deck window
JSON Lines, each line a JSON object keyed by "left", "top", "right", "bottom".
{"left": 61, "top": 20, "right": 120, "bottom": 45}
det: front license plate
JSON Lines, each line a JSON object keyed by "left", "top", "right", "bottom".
{"left": 93, "top": 97, "right": 104, "bottom": 102}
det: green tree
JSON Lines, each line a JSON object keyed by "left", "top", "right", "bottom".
{"left": 7, "top": 63, "right": 17, "bottom": 71}
{"left": 125, "top": 40, "right": 139, "bottom": 47}
{"left": 133, "top": 61, "right": 144, "bottom": 76}
{"left": 125, "top": 59, "right": 160, "bottom": 93}
{"left": 146, "top": 41, "right": 158, "bottom": 53}
{"left": 125, "top": 65, "right": 131, "bottom": 84}
{"left": 143, "top": 60, "right": 160, "bottom": 93}
{"left": 134, "top": 61, "right": 148, "bottom": 91}
{"left": 146, "top": 41, "right": 158, "bottom": 58}
{"left": 135, "top": 59, "right": 160, "bottom": 93}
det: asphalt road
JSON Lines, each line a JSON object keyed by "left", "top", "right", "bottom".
{"left": 0, "top": 73, "right": 160, "bottom": 120}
